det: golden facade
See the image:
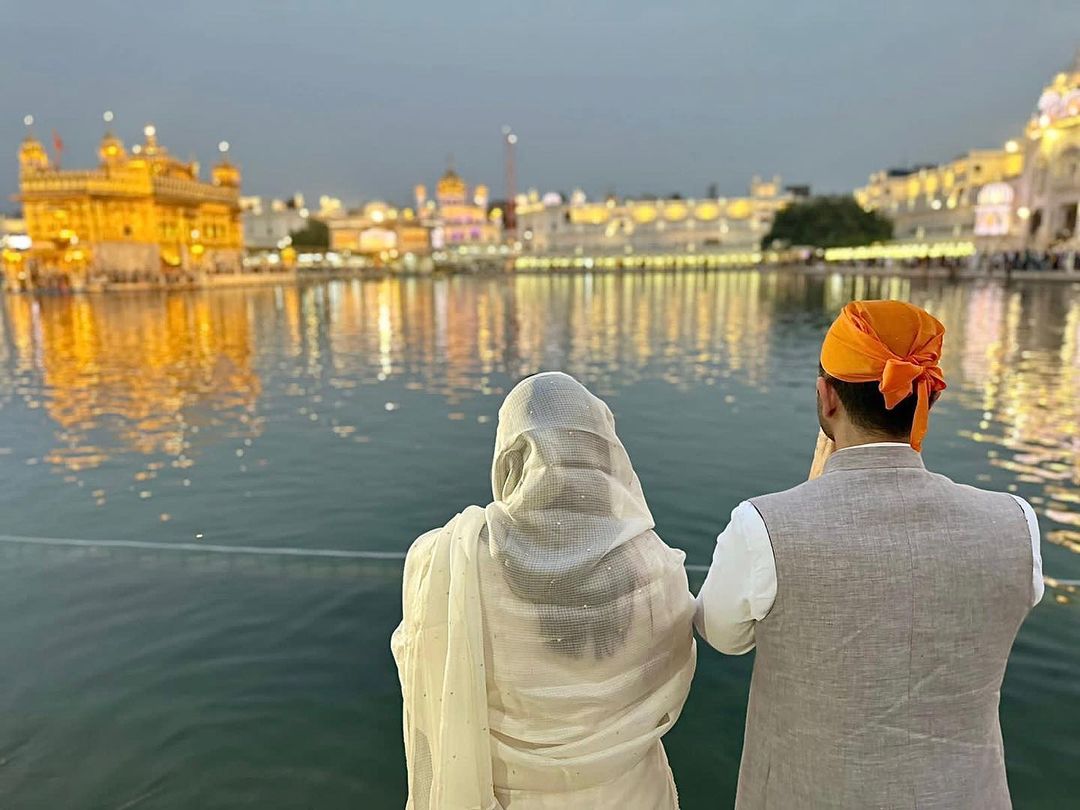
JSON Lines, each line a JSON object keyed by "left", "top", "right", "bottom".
{"left": 5, "top": 124, "right": 243, "bottom": 291}
{"left": 854, "top": 148, "right": 1024, "bottom": 244}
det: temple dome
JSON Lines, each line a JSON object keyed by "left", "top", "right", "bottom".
{"left": 437, "top": 168, "right": 466, "bottom": 199}
{"left": 212, "top": 158, "right": 241, "bottom": 187}
{"left": 99, "top": 131, "right": 127, "bottom": 166}
{"left": 18, "top": 135, "right": 49, "bottom": 172}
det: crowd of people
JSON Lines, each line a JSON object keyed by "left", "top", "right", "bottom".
{"left": 975, "top": 248, "right": 1080, "bottom": 272}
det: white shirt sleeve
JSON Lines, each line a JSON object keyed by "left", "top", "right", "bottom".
{"left": 693, "top": 500, "right": 777, "bottom": 654}
{"left": 1009, "top": 495, "right": 1044, "bottom": 607}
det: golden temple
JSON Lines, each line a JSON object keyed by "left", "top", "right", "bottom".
{"left": 3, "top": 118, "right": 244, "bottom": 291}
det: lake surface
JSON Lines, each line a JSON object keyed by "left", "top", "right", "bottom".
{"left": 0, "top": 271, "right": 1077, "bottom": 809}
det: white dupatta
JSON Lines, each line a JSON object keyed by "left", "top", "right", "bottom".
{"left": 391, "top": 505, "right": 498, "bottom": 810}
{"left": 393, "top": 373, "right": 696, "bottom": 809}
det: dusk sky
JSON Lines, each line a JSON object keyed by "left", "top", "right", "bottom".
{"left": 2, "top": 1, "right": 1079, "bottom": 208}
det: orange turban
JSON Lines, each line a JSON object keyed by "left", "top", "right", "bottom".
{"left": 820, "top": 300, "right": 946, "bottom": 451}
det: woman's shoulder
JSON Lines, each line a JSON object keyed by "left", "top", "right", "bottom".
{"left": 405, "top": 506, "right": 487, "bottom": 566}
{"left": 402, "top": 526, "right": 442, "bottom": 580}
{"left": 633, "top": 528, "right": 687, "bottom": 566}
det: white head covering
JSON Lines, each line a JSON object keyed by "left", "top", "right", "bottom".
{"left": 392, "top": 372, "right": 696, "bottom": 809}
{"left": 485, "top": 372, "right": 655, "bottom": 658}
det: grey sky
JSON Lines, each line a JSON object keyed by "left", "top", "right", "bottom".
{"left": 2, "top": 1, "right": 1078, "bottom": 208}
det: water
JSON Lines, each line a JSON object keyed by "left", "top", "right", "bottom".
{"left": 0, "top": 271, "right": 1077, "bottom": 808}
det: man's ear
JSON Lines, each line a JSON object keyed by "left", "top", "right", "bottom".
{"left": 817, "top": 376, "right": 840, "bottom": 419}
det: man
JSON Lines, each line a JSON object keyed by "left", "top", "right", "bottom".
{"left": 695, "top": 300, "right": 1043, "bottom": 809}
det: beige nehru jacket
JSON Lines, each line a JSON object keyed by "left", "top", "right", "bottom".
{"left": 696, "top": 444, "right": 1041, "bottom": 809}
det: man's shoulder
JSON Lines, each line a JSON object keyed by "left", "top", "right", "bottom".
{"left": 922, "top": 470, "right": 1030, "bottom": 513}
{"left": 749, "top": 467, "right": 1025, "bottom": 517}
{"left": 748, "top": 476, "right": 832, "bottom": 512}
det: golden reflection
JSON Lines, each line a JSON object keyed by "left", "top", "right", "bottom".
{"left": 0, "top": 291, "right": 261, "bottom": 476}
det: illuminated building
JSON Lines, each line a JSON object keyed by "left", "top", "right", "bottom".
{"left": 4, "top": 119, "right": 243, "bottom": 291}
{"left": 241, "top": 194, "right": 308, "bottom": 251}
{"left": 316, "top": 195, "right": 343, "bottom": 218}
{"left": 854, "top": 48, "right": 1080, "bottom": 252}
{"left": 514, "top": 176, "right": 792, "bottom": 255}
{"left": 324, "top": 168, "right": 505, "bottom": 267}
{"left": 854, "top": 149, "right": 1024, "bottom": 244}
{"left": 1014, "top": 49, "right": 1080, "bottom": 249}
{"left": 417, "top": 167, "right": 501, "bottom": 248}
{"left": 326, "top": 201, "right": 432, "bottom": 266}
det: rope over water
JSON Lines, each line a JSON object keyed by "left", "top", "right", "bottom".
{"left": 0, "top": 533, "right": 1074, "bottom": 585}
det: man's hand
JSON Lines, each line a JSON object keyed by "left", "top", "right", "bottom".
{"left": 808, "top": 429, "right": 835, "bottom": 480}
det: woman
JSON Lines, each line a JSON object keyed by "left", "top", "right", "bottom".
{"left": 391, "top": 372, "right": 697, "bottom": 809}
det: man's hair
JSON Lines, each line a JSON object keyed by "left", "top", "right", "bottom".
{"left": 819, "top": 365, "right": 934, "bottom": 439}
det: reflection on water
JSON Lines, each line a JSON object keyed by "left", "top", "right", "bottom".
{"left": 2, "top": 273, "right": 1078, "bottom": 563}
{"left": 927, "top": 283, "right": 1080, "bottom": 558}
{"left": 0, "top": 272, "right": 1078, "bottom": 809}
{"left": 1, "top": 294, "right": 262, "bottom": 486}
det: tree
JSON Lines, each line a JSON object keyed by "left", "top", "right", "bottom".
{"left": 288, "top": 218, "right": 330, "bottom": 250}
{"left": 761, "top": 196, "right": 892, "bottom": 249}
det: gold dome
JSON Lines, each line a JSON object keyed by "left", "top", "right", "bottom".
{"left": 437, "top": 168, "right": 466, "bottom": 198}
{"left": 19, "top": 135, "right": 49, "bottom": 172}
{"left": 212, "top": 159, "right": 241, "bottom": 187}
{"left": 98, "top": 131, "right": 127, "bottom": 166}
